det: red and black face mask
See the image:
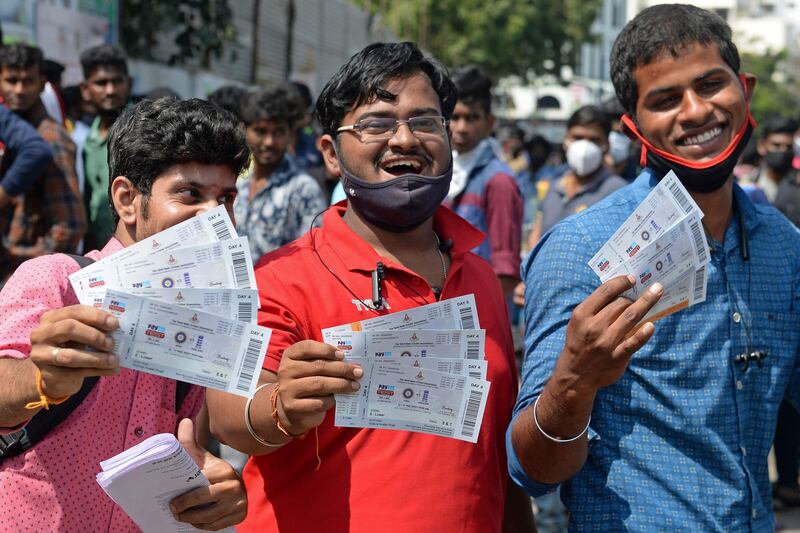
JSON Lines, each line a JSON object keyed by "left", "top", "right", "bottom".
{"left": 620, "top": 75, "right": 756, "bottom": 193}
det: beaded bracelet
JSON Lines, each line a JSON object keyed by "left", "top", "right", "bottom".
{"left": 532, "top": 395, "right": 591, "bottom": 443}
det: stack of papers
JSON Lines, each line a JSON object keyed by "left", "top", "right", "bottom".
{"left": 588, "top": 171, "right": 710, "bottom": 323}
{"left": 97, "top": 433, "right": 233, "bottom": 533}
{"left": 323, "top": 295, "right": 490, "bottom": 443}
{"left": 69, "top": 206, "right": 270, "bottom": 397}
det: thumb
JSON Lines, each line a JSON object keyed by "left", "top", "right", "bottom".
{"left": 177, "top": 418, "right": 207, "bottom": 466}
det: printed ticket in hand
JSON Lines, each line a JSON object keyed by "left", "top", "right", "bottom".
{"left": 102, "top": 290, "right": 270, "bottom": 397}
{"left": 334, "top": 362, "right": 490, "bottom": 444}
{"left": 322, "top": 294, "right": 480, "bottom": 336}
{"left": 71, "top": 238, "right": 256, "bottom": 307}
{"left": 124, "top": 288, "right": 259, "bottom": 323}
{"left": 322, "top": 329, "right": 486, "bottom": 360}
{"left": 602, "top": 216, "right": 709, "bottom": 300}
{"left": 589, "top": 171, "right": 708, "bottom": 323}
{"left": 590, "top": 170, "right": 702, "bottom": 276}
{"left": 91, "top": 205, "right": 236, "bottom": 268}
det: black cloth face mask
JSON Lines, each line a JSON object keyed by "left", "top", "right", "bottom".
{"left": 335, "top": 149, "right": 453, "bottom": 233}
{"left": 621, "top": 113, "right": 756, "bottom": 193}
{"left": 764, "top": 149, "right": 794, "bottom": 174}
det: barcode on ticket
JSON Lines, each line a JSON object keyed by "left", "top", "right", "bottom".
{"left": 212, "top": 218, "right": 232, "bottom": 241}
{"left": 459, "top": 306, "right": 476, "bottom": 329}
{"left": 236, "top": 337, "right": 264, "bottom": 392}
{"left": 668, "top": 179, "right": 692, "bottom": 214}
{"left": 238, "top": 301, "right": 253, "bottom": 323}
{"left": 688, "top": 219, "right": 708, "bottom": 264}
{"left": 692, "top": 266, "right": 706, "bottom": 302}
{"left": 459, "top": 388, "right": 484, "bottom": 439}
{"left": 231, "top": 251, "right": 250, "bottom": 288}
{"left": 466, "top": 338, "right": 481, "bottom": 360}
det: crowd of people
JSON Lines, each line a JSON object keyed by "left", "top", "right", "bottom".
{"left": 1, "top": 3, "right": 800, "bottom": 532}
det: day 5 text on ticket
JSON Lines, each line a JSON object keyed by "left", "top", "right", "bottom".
{"left": 322, "top": 294, "right": 480, "bottom": 336}
{"left": 322, "top": 329, "right": 486, "bottom": 360}
{"left": 102, "top": 289, "right": 270, "bottom": 397}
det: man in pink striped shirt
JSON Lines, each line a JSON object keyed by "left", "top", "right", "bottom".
{"left": 0, "top": 97, "right": 250, "bottom": 532}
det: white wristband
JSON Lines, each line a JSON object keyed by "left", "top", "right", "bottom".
{"left": 533, "top": 395, "right": 591, "bottom": 443}
{"left": 245, "top": 383, "right": 284, "bottom": 448}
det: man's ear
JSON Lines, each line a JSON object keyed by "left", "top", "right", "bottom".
{"left": 80, "top": 81, "right": 91, "bottom": 104}
{"left": 318, "top": 134, "right": 342, "bottom": 178}
{"left": 741, "top": 73, "right": 757, "bottom": 102}
{"left": 487, "top": 112, "right": 496, "bottom": 132}
{"left": 110, "top": 175, "right": 140, "bottom": 225}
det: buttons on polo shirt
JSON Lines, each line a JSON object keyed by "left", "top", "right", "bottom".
{"left": 752, "top": 509, "right": 757, "bottom": 518}
{"left": 736, "top": 381, "right": 744, "bottom": 391}
{"left": 732, "top": 312, "right": 741, "bottom": 323}
{"left": 134, "top": 427, "right": 144, "bottom": 437}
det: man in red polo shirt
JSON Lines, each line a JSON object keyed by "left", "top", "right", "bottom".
{"left": 205, "top": 42, "right": 532, "bottom": 532}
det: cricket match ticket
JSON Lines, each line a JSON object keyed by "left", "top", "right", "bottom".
{"left": 334, "top": 362, "right": 490, "bottom": 443}
{"left": 90, "top": 205, "right": 236, "bottom": 268}
{"left": 102, "top": 290, "right": 270, "bottom": 397}
{"left": 71, "top": 238, "right": 256, "bottom": 307}
{"left": 590, "top": 171, "right": 702, "bottom": 276}
{"left": 602, "top": 216, "right": 710, "bottom": 300}
{"left": 122, "top": 288, "right": 259, "bottom": 323}
{"left": 321, "top": 329, "right": 486, "bottom": 360}
{"left": 322, "top": 294, "right": 480, "bottom": 336}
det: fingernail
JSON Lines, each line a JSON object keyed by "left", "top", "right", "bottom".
{"left": 649, "top": 283, "right": 663, "bottom": 295}
{"left": 106, "top": 316, "right": 119, "bottom": 328}
{"left": 107, "top": 354, "right": 118, "bottom": 366}
{"left": 353, "top": 366, "right": 363, "bottom": 378}
{"left": 334, "top": 350, "right": 345, "bottom": 360}
{"left": 627, "top": 275, "right": 635, "bottom": 284}
{"left": 642, "top": 322, "right": 655, "bottom": 335}
{"left": 351, "top": 381, "right": 360, "bottom": 390}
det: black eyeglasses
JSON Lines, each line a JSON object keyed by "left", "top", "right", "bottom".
{"left": 336, "top": 116, "right": 448, "bottom": 141}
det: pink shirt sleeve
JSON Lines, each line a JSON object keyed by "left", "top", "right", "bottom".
{"left": 0, "top": 254, "right": 87, "bottom": 360}
{"left": 484, "top": 172, "right": 523, "bottom": 279}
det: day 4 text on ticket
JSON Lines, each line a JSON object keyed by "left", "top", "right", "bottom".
{"left": 102, "top": 289, "right": 271, "bottom": 397}
{"left": 334, "top": 362, "right": 490, "bottom": 444}
{"left": 322, "top": 329, "right": 486, "bottom": 360}
{"left": 71, "top": 237, "right": 256, "bottom": 306}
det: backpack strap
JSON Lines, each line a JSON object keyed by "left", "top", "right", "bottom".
{"left": 0, "top": 254, "right": 97, "bottom": 463}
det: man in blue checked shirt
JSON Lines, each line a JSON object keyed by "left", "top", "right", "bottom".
{"left": 509, "top": 4, "right": 800, "bottom": 532}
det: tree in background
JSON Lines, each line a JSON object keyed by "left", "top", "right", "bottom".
{"left": 740, "top": 49, "right": 800, "bottom": 125}
{"left": 355, "top": 0, "right": 602, "bottom": 81}
{"left": 120, "top": 0, "right": 236, "bottom": 68}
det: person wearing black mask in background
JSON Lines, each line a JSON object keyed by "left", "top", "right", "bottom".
{"left": 756, "top": 116, "right": 797, "bottom": 203}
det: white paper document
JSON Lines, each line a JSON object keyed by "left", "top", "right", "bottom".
{"left": 334, "top": 362, "right": 490, "bottom": 443}
{"left": 322, "top": 329, "right": 486, "bottom": 360}
{"left": 96, "top": 433, "right": 234, "bottom": 533}
{"left": 322, "top": 294, "right": 480, "bottom": 336}
{"left": 71, "top": 238, "right": 256, "bottom": 307}
{"left": 124, "top": 288, "right": 259, "bottom": 323}
{"left": 102, "top": 290, "right": 270, "bottom": 397}
{"left": 588, "top": 171, "right": 709, "bottom": 323}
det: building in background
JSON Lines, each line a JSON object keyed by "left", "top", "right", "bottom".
{"left": 2, "top": 0, "right": 396, "bottom": 98}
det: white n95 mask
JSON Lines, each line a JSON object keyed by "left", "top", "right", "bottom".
{"left": 566, "top": 139, "right": 604, "bottom": 177}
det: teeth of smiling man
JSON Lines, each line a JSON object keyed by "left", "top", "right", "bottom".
{"left": 682, "top": 127, "right": 722, "bottom": 146}
{"left": 383, "top": 159, "right": 422, "bottom": 170}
